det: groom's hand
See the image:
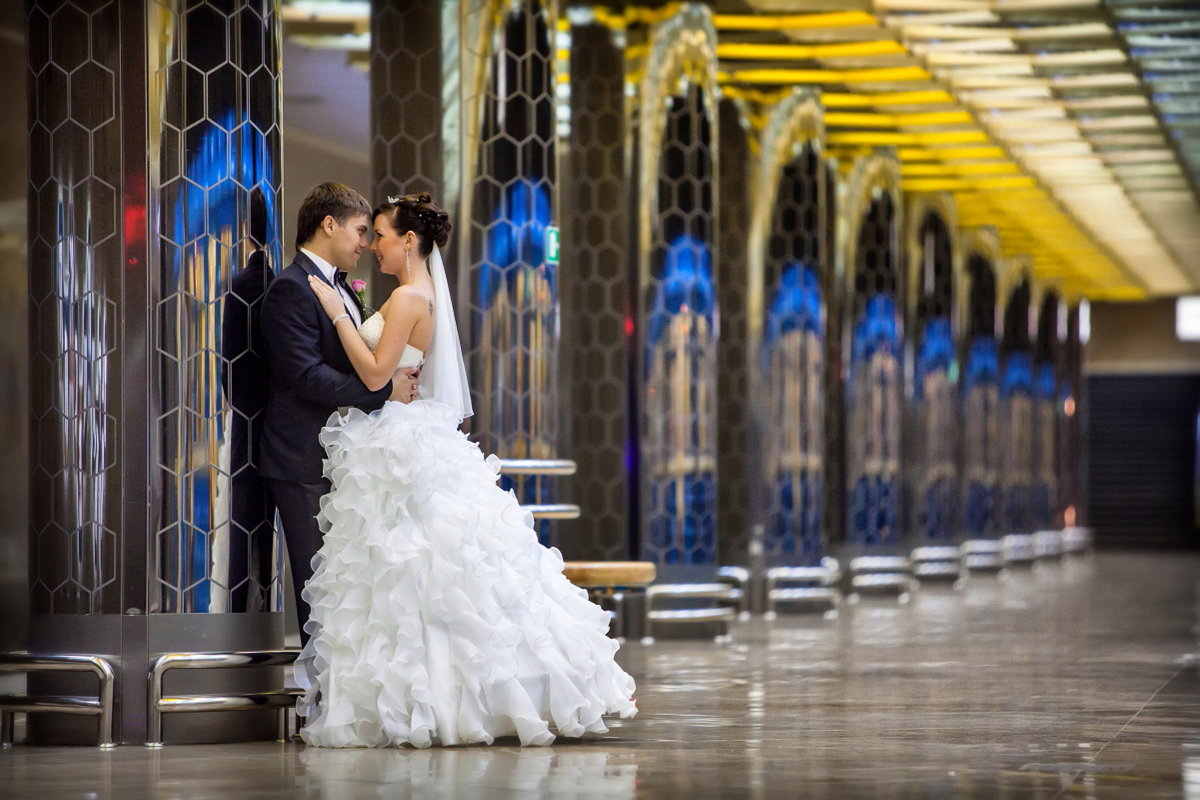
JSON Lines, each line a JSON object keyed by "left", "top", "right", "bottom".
{"left": 390, "top": 368, "right": 420, "bottom": 404}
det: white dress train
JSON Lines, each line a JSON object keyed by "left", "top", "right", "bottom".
{"left": 295, "top": 313, "right": 636, "bottom": 748}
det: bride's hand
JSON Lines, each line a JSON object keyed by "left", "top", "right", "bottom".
{"left": 307, "top": 276, "right": 348, "bottom": 321}
{"left": 389, "top": 368, "right": 420, "bottom": 404}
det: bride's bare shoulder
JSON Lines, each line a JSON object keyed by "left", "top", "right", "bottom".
{"left": 385, "top": 285, "right": 432, "bottom": 316}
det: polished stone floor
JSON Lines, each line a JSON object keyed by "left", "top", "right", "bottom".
{"left": 1, "top": 552, "right": 1198, "bottom": 798}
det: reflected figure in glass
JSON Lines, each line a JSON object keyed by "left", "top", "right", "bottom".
{"left": 761, "top": 147, "right": 826, "bottom": 567}
{"left": 910, "top": 211, "right": 957, "bottom": 545}
{"left": 642, "top": 85, "right": 718, "bottom": 567}
{"left": 645, "top": 235, "right": 717, "bottom": 565}
{"left": 960, "top": 254, "right": 1001, "bottom": 542}
{"left": 999, "top": 278, "right": 1034, "bottom": 534}
{"left": 217, "top": 187, "right": 275, "bottom": 612}
{"left": 846, "top": 194, "right": 901, "bottom": 547}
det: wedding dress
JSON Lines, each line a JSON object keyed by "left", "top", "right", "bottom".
{"left": 295, "top": 304, "right": 636, "bottom": 748}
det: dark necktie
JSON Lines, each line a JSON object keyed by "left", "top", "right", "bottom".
{"left": 334, "top": 270, "right": 359, "bottom": 312}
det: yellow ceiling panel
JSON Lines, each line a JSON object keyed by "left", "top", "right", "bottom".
{"left": 713, "top": 12, "right": 879, "bottom": 31}
{"left": 717, "top": 6, "right": 1200, "bottom": 297}
{"left": 718, "top": 66, "right": 931, "bottom": 84}
{"left": 717, "top": 42, "right": 907, "bottom": 60}
{"left": 823, "top": 90, "right": 956, "bottom": 107}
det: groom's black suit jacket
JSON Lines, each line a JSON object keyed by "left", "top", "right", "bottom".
{"left": 259, "top": 251, "right": 391, "bottom": 483}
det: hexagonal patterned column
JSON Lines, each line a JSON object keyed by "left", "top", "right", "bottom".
{"left": 747, "top": 92, "right": 831, "bottom": 569}
{"left": 1032, "top": 290, "right": 1061, "bottom": 529}
{"left": 1058, "top": 301, "right": 1086, "bottom": 526}
{"left": 461, "top": 0, "right": 560, "bottom": 468}
{"left": 369, "top": 0, "right": 447, "bottom": 308}
{"left": 629, "top": 6, "right": 720, "bottom": 576}
{"left": 28, "top": 0, "right": 123, "bottom": 619}
{"left": 959, "top": 232, "right": 1003, "bottom": 548}
{"left": 26, "top": 0, "right": 283, "bottom": 745}
{"left": 999, "top": 273, "right": 1035, "bottom": 535}
{"left": 372, "top": 1, "right": 565, "bottom": 544}
{"left": 715, "top": 97, "right": 752, "bottom": 567}
{"left": 904, "top": 197, "right": 959, "bottom": 554}
{"left": 371, "top": 0, "right": 444, "bottom": 202}
{"left": 838, "top": 153, "right": 904, "bottom": 555}
{"left": 560, "top": 16, "right": 631, "bottom": 560}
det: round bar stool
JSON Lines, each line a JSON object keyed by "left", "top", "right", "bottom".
{"left": 562, "top": 562, "right": 657, "bottom": 640}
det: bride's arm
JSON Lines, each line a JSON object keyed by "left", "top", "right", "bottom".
{"left": 308, "top": 278, "right": 423, "bottom": 392}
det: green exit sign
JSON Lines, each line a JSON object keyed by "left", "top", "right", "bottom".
{"left": 546, "top": 226, "right": 560, "bottom": 264}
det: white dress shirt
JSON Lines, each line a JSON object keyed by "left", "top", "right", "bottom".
{"left": 302, "top": 247, "right": 362, "bottom": 328}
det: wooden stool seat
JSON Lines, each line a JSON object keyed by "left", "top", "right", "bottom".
{"left": 562, "top": 562, "right": 656, "bottom": 640}
{"left": 563, "top": 561, "right": 656, "bottom": 588}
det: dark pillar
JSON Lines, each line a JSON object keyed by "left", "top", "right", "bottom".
{"left": 715, "top": 97, "right": 752, "bottom": 567}
{"left": 1033, "top": 290, "right": 1061, "bottom": 529}
{"left": 368, "top": 0, "right": 453, "bottom": 313}
{"left": 370, "top": 0, "right": 445, "bottom": 205}
{"left": 0, "top": 3, "right": 29, "bottom": 682}
{"left": 561, "top": 13, "right": 631, "bottom": 559}
{"left": 1059, "top": 301, "right": 1087, "bottom": 526}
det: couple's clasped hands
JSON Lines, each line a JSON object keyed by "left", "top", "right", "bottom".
{"left": 309, "top": 275, "right": 420, "bottom": 404}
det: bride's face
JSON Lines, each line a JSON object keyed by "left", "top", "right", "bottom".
{"left": 370, "top": 213, "right": 412, "bottom": 276}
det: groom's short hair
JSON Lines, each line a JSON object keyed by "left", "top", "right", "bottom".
{"left": 295, "top": 183, "right": 372, "bottom": 250}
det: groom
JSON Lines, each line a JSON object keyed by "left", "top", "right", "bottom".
{"left": 259, "top": 182, "right": 418, "bottom": 644}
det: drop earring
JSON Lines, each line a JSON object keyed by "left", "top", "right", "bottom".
{"left": 404, "top": 247, "right": 410, "bottom": 280}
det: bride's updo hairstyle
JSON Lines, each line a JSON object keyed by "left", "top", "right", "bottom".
{"left": 374, "top": 192, "right": 451, "bottom": 257}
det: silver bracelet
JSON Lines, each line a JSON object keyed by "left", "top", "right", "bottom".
{"left": 331, "top": 312, "right": 350, "bottom": 326}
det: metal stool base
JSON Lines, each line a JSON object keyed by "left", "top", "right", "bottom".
{"left": 643, "top": 583, "right": 740, "bottom": 642}
{"left": 0, "top": 653, "right": 115, "bottom": 748}
{"left": 147, "top": 650, "right": 301, "bottom": 747}
{"left": 765, "top": 558, "right": 841, "bottom": 615}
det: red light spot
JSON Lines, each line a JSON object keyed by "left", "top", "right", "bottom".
{"left": 624, "top": 316, "right": 634, "bottom": 337}
{"left": 123, "top": 203, "right": 146, "bottom": 236}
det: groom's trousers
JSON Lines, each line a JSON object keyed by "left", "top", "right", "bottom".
{"left": 268, "top": 477, "right": 330, "bottom": 646}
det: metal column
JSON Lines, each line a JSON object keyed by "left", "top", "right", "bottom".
{"left": 25, "top": 0, "right": 284, "bottom": 745}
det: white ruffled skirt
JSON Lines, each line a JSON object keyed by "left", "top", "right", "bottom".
{"left": 295, "top": 399, "right": 637, "bottom": 748}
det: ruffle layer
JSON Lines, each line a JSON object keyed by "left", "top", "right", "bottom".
{"left": 295, "top": 399, "right": 637, "bottom": 748}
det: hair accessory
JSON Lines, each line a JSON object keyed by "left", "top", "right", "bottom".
{"left": 386, "top": 195, "right": 400, "bottom": 204}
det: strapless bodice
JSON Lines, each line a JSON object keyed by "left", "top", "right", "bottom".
{"left": 397, "top": 344, "right": 424, "bottom": 369}
{"left": 358, "top": 312, "right": 424, "bottom": 368}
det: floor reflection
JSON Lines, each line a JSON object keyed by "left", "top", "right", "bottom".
{"left": 1184, "top": 750, "right": 1200, "bottom": 800}
{"left": 0, "top": 553, "right": 1197, "bottom": 799}
{"left": 297, "top": 747, "right": 637, "bottom": 799}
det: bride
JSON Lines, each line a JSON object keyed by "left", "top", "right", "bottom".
{"left": 296, "top": 192, "right": 636, "bottom": 748}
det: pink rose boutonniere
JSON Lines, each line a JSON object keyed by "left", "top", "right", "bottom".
{"left": 349, "top": 278, "right": 374, "bottom": 318}
{"left": 350, "top": 279, "right": 367, "bottom": 307}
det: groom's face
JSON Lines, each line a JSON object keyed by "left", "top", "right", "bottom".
{"left": 327, "top": 213, "right": 371, "bottom": 270}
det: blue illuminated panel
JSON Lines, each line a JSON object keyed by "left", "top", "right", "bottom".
{"left": 763, "top": 261, "right": 825, "bottom": 564}
{"left": 644, "top": 234, "right": 717, "bottom": 565}
{"left": 848, "top": 292, "right": 901, "bottom": 546}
